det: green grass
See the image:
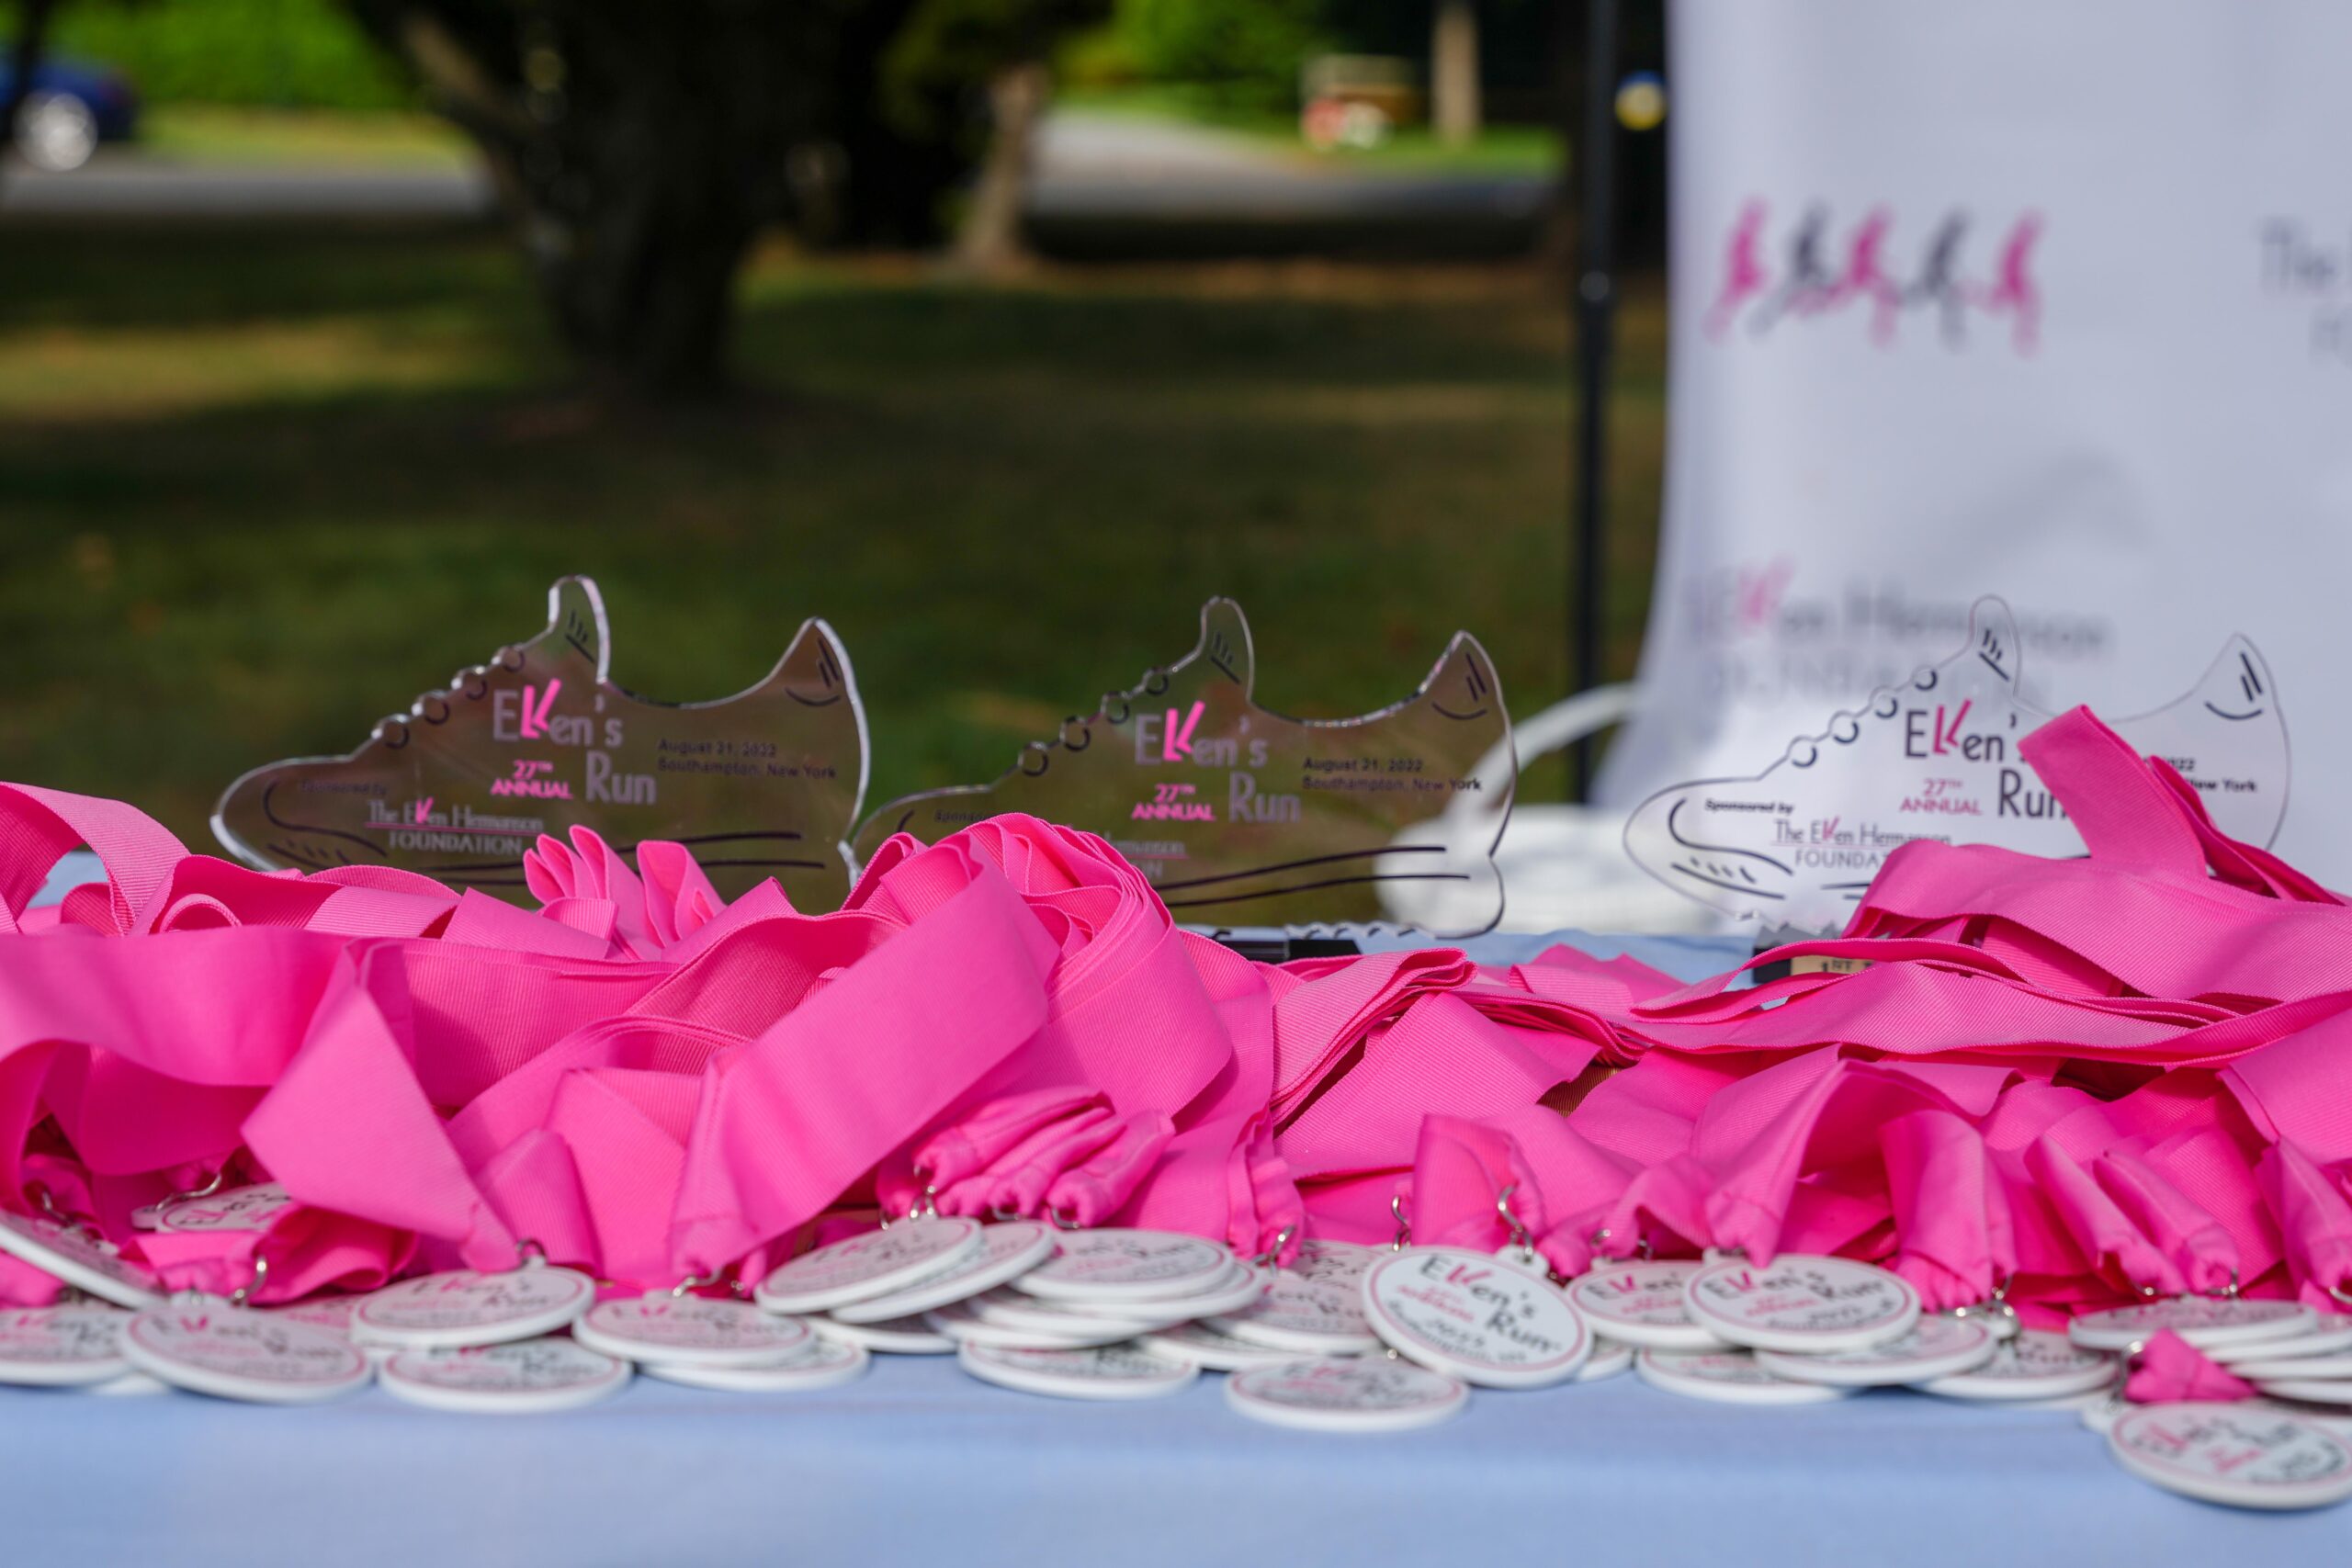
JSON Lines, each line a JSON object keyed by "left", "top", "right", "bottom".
{"left": 141, "top": 106, "right": 472, "bottom": 168}
{"left": 1058, "top": 85, "right": 1564, "bottom": 176}
{"left": 0, "top": 231, "right": 1662, "bottom": 848}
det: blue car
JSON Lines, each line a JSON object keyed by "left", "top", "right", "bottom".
{"left": 1, "top": 56, "right": 138, "bottom": 171}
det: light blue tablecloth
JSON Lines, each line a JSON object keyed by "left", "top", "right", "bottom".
{"left": 6, "top": 1356, "right": 2337, "bottom": 1564}
{"left": 5, "top": 867, "right": 2325, "bottom": 1559}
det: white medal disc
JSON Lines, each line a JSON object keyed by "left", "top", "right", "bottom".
{"left": 2232, "top": 1349, "right": 2352, "bottom": 1382}
{"left": 967, "top": 1287, "right": 1161, "bottom": 1340}
{"left": 1566, "top": 1260, "right": 1725, "bottom": 1350}
{"left": 2211, "top": 1317, "right": 2352, "bottom": 1366}
{"left": 2068, "top": 1296, "right": 2315, "bottom": 1352}
{"left": 1011, "top": 1229, "right": 1234, "bottom": 1303}
{"left": 1362, "top": 1247, "right": 1591, "bottom": 1389}
{"left": 815, "top": 1314, "right": 956, "bottom": 1355}
{"left": 0, "top": 1211, "right": 163, "bottom": 1308}
{"left": 86, "top": 1371, "right": 172, "bottom": 1397}
{"left": 1917, "top": 1329, "right": 2120, "bottom": 1402}
{"left": 753, "top": 1216, "right": 984, "bottom": 1314}
{"left": 1577, "top": 1337, "right": 1636, "bottom": 1382}
{"left": 380, "top": 1337, "right": 628, "bottom": 1414}
{"left": 2109, "top": 1403, "right": 2352, "bottom": 1510}
{"left": 351, "top": 1264, "right": 596, "bottom": 1349}
{"left": 1061, "top": 1262, "right": 1269, "bottom": 1325}
{"left": 923, "top": 1299, "right": 1134, "bottom": 1350}
{"left": 1756, "top": 1314, "right": 1997, "bottom": 1388}
{"left": 2258, "top": 1378, "right": 2352, "bottom": 1406}
{"left": 266, "top": 1295, "right": 360, "bottom": 1337}
{"left": 1682, "top": 1254, "right": 1920, "bottom": 1353}
{"left": 1141, "top": 1320, "right": 1322, "bottom": 1372}
{"left": 572, "top": 1295, "right": 813, "bottom": 1369}
{"left": 154, "top": 1182, "right": 297, "bottom": 1234}
{"left": 123, "top": 1301, "right": 371, "bottom": 1404}
{"left": 1211, "top": 1273, "right": 1383, "bottom": 1355}
{"left": 643, "top": 1335, "right": 870, "bottom": 1393}
{"left": 0, "top": 1303, "right": 131, "bottom": 1386}
{"left": 1226, "top": 1356, "right": 1467, "bottom": 1433}
{"left": 957, "top": 1340, "right": 1199, "bottom": 1401}
{"left": 1635, "top": 1346, "right": 1856, "bottom": 1405}
{"left": 1290, "top": 1239, "right": 1381, "bottom": 1290}
{"left": 828, "top": 1220, "right": 1054, "bottom": 1324}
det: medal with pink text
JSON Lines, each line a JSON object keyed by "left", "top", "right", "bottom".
{"left": 753, "top": 1216, "right": 985, "bottom": 1315}
{"left": 351, "top": 1243, "right": 595, "bottom": 1350}
{"left": 1226, "top": 1357, "right": 1467, "bottom": 1433}
{"left": 0, "top": 1303, "right": 133, "bottom": 1387}
{"left": 1681, "top": 1254, "right": 1920, "bottom": 1353}
{"left": 1362, "top": 1247, "right": 1589, "bottom": 1388}
{"left": 2108, "top": 1403, "right": 2352, "bottom": 1510}
{"left": 122, "top": 1296, "right": 371, "bottom": 1404}
{"left": 380, "top": 1337, "right": 629, "bottom": 1414}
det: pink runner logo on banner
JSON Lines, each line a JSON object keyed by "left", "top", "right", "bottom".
{"left": 1705, "top": 200, "right": 2045, "bottom": 355}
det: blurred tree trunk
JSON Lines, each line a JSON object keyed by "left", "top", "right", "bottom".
{"left": 1431, "top": 0, "right": 1481, "bottom": 146}
{"left": 345, "top": 0, "right": 1106, "bottom": 402}
{"left": 954, "top": 59, "right": 1047, "bottom": 275}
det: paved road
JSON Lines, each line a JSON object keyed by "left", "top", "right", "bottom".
{"left": 0, "top": 111, "right": 1550, "bottom": 252}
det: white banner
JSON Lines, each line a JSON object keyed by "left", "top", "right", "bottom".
{"left": 1604, "top": 0, "right": 2352, "bottom": 887}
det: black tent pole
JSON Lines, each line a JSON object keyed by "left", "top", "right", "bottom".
{"left": 1569, "top": 0, "right": 1621, "bottom": 801}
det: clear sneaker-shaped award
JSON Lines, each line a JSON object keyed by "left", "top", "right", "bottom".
{"left": 214, "top": 577, "right": 867, "bottom": 910}
{"left": 1625, "top": 598, "right": 2289, "bottom": 931}
{"left": 854, "top": 600, "right": 1513, "bottom": 937}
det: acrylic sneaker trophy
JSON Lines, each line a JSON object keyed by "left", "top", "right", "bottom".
{"left": 854, "top": 599, "right": 1515, "bottom": 937}
{"left": 1624, "top": 597, "right": 2290, "bottom": 932}
{"left": 214, "top": 576, "right": 868, "bottom": 911}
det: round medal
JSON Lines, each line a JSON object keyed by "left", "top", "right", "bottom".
{"left": 1566, "top": 1260, "right": 1725, "bottom": 1350}
{"left": 1577, "top": 1337, "right": 1636, "bottom": 1382}
{"left": 2257, "top": 1378, "right": 2352, "bottom": 1406}
{"left": 2209, "top": 1317, "right": 2352, "bottom": 1362}
{"left": 1010, "top": 1229, "right": 1234, "bottom": 1303}
{"left": 2067, "top": 1296, "right": 2314, "bottom": 1353}
{"left": 1634, "top": 1346, "right": 1855, "bottom": 1405}
{"left": 956, "top": 1340, "right": 1199, "bottom": 1401}
{"left": 380, "top": 1337, "right": 628, "bottom": 1414}
{"left": 967, "top": 1287, "right": 1162, "bottom": 1340}
{"left": 85, "top": 1371, "right": 171, "bottom": 1397}
{"left": 123, "top": 1301, "right": 371, "bottom": 1404}
{"left": 1362, "top": 1247, "right": 1590, "bottom": 1389}
{"left": 1225, "top": 1356, "right": 1466, "bottom": 1433}
{"left": 814, "top": 1314, "right": 956, "bottom": 1355}
{"left": 571, "top": 1296, "right": 813, "bottom": 1369}
{"left": 1210, "top": 1274, "right": 1382, "bottom": 1356}
{"left": 2230, "top": 1348, "right": 2352, "bottom": 1382}
{"left": 0, "top": 1303, "right": 130, "bottom": 1387}
{"left": 0, "top": 1210, "right": 162, "bottom": 1309}
{"left": 350, "top": 1264, "right": 596, "bottom": 1349}
{"left": 1059, "top": 1262, "right": 1268, "bottom": 1325}
{"left": 1681, "top": 1254, "right": 1920, "bottom": 1353}
{"left": 1917, "top": 1329, "right": 2120, "bottom": 1402}
{"left": 2109, "top": 1403, "right": 2352, "bottom": 1510}
{"left": 154, "top": 1182, "right": 297, "bottom": 1234}
{"left": 1290, "top": 1239, "right": 1381, "bottom": 1290}
{"left": 827, "top": 1220, "right": 1054, "bottom": 1324}
{"left": 642, "top": 1335, "right": 869, "bottom": 1393}
{"left": 266, "top": 1295, "right": 361, "bottom": 1337}
{"left": 1756, "top": 1314, "right": 1997, "bottom": 1388}
{"left": 752, "top": 1216, "right": 984, "bottom": 1314}
{"left": 1141, "top": 1320, "right": 1320, "bottom": 1372}
{"left": 922, "top": 1299, "right": 1132, "bottom": 1350}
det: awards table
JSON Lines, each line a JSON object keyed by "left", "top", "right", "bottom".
{"left": 0, "top": 887, "right": 2336, "bottom": 1560}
